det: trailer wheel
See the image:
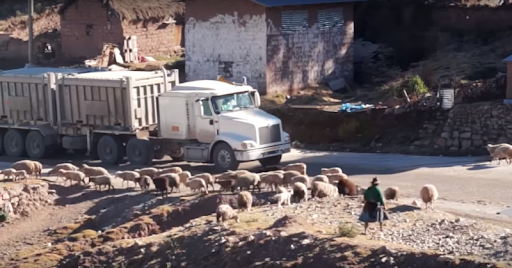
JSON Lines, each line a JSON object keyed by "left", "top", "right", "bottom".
{"left": 25, "top": 130, "right": 47, "bottom": 159}
{"left": 97, "top": 135, "right": 125, "bottom": 165}
{"left": 169, "top": 147, "right": 185, "bottom": 162}
{"left": 258, "top": 155, "right": 282, "bottom": 168}
{"left": 4, "top": 129, "right": 26, "bottom": 157}
{"left": 126, "top": 138, "right": 154, "bottom": 166}
{"left": 213, "top": 142, "right": 239, "bottom": 172}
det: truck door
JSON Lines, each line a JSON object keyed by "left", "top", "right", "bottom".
{"left": 195, "top": 99, "right": 217, "bottom": 143}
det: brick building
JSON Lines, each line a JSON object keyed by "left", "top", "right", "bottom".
{"left": 185, "top": 0, "right": 362, "bottom": 94}
{"left": 58, "top": 0, "right": 184, "bottom": 60}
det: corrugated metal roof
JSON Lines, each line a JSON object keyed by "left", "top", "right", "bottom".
{"left": 502, "top": 54, "right": 512, "bottom": 62}
{"left": 249, "top": 0, "right": 364, "bottom": 7}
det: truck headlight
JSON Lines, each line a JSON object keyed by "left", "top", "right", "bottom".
{"left": 284, "top": 135, "right": 290, "bottom": 142}
{"left": 241, "top": 141, "right": 256, "bottom": 150}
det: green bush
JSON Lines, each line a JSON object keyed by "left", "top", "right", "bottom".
{"left": 409, "top": 75, "right": 429, "bottom": 95}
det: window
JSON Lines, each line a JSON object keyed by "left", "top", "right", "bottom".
{"left": 211, "top": 92, "right": 255, "bottom": 114}
{"left": 317, "top": 8, "right": 344, "bottom": 31}
{"left": 218, "top": 61, "right": 233, "bottom": 78}
{"left": 85, "top": 24, "right": 93, "bottom": 36}
{"left": 202, "top": 100, "right": 212, "bottom": 116}
{"left": 281, "top": 10, "right": 308, "bottom": 33}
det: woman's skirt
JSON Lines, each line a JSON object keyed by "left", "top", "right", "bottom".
{"left": 358, "top": 202, "right": 389, "bottom": 223}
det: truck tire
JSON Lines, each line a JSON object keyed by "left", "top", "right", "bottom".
{"left": 258, "top": 155, "right": 282, "bottom": 167}
{"left": 170, "top": 147, "right": 185, "bottom": 162}
{"left": 153, "top": 149, "right": 166, "bottom": 160}
{"left": 4, "top": 129, "right": 26, "bottom": 157}
{"left": 25, "top": 130, "right": 47, "bottom": 159}
{"left": 213, "top": 142, "right": 239, "bottom": 172}
{"left": 126, "top": 138, "right": 154, "bottom": 166}
{"left": 97, "top": 135, "right": 125, "bottom": 165}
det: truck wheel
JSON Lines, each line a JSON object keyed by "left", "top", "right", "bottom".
{"left": 213, "top": 143, "right": 239, "bottom": 171}
{"left": 126, "top": 138, "right": 154, "bottom": 166}
{"left": 25, "top": 130, "right": 47, "bottom": 159}
{"left": 170, "top": 147, "right": 185, "bottom": 162}
{"left": 258, "top": 155, "right": 282, "bottom": 167}
{"left": 4, "top": 129, "right": 26, "bottom": 157}
{"left": 153, "top": 149, "right": 166, "bottom": 160}
{"left": 97, "top": 135, "right": 125, "bottom": 165}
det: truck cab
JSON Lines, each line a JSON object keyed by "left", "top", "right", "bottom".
{"left": 157, "top": 80, "right": 291, "bottom": 171}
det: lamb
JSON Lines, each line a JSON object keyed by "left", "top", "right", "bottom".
{"left": 47, "top": 163, "right": 78, "bottom": 178}
{"left": 192, "top": 173, "right": 215, "bottom": 190}
{"left": 233, "top": 172, "right": 261, "bottom": 193}
{"left": 59, "top": 170, "right": 86, "bottom": 186}
{"left": 160, "top": 173, "right": 181, "bottom": 193}
{"left": 114, "top": 171, "right": 140, "bottom": 188}
{"left": 260, "top": 173, "right": 284, "bottom": 191}
{"left": 152, "top": 177, "right": 170, "bottom": 197}
{"left": 321, "top": 167, "right": 343, "bottom": 175}
{"left": 283, "top": 163, "right": 307, "bottom": 175}
{"left": 384, "top": 187, "right": 399, "bottom": 201}
{"left": 88, "top": 174, "right": 115, "bottom": 192}
{"left": 276, "top": 186, "right": 288, "bottom": 193}
{"left": 11, "top": 160, "right": 39, "bottom": 178}
{"left": 291, "top": 175, "right": 310, "bottom": 187}
{"left": 185, "top": 178, "right": 208, "bottom": 194}
{"left": 275, "top": 189, "right": 293, "bottom": 209}
{"left": 282, "top": 170, "right": 301, "bottom": 187}
{"left": 134, "top": 167, "right": 159, "bottom": 178}
{"left": 13, "top": 170, "right": 28, "bottom": 181}
{"left": 0, "top": 168, "right": 16, "bottom": 180}
{"left": 487, "top": 144, "right": 512, "bottom": 164}
{"left": 176, "top": 171, "right": 192, "bottom": 187}
{"left": 237, "top": 191, "right": 253, "bottom": 212}
{"left": 135, "top": 175, "right": 151, "bottom": 192}
{"left": 32, "top": 161, "right": 43, "bottom": 178}
{"left": 420, "top": 184, "right": 439, "bottom": 210}
{"left": 80, "top": 164, "right": 109, "bottom": 180}
{"left": 292, "top": 182, "right": 308, "bottom": 203}
{"left": 326, "top": 173, "right": 349, "bottom": 184}
{"left": 311, "top": 181, "right": 339, "bottom": 199}
{"left": 156, "top": 167, "right": 183, "bottom": 176}
{"left": 336, "top": 176, "right": 358, "bottom": 196}
{"left": 312, "top": 175, "right": 329, "bottom": 184}
{"left": 216, "top": 204, "right": 239, "bottom": 228}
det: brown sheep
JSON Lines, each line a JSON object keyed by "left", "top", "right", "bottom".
{"left": 237, "top": 191, "right": 253, "bottom": 212}
{"left": 336, "top": 176, "right": 358, "bottom": 196}
{"left": 420, "top": 184, "right": 439, "bottom": 210}
{"left": 282, "top": 170, "right": 301, "bottom": 187}
{"left": 384, "top": 187, "right": 399, "bottom": 201}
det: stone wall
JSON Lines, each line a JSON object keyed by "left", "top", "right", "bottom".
{"left": 0, "top": 181, "right": 56, "bottom": 218}
{"left": 266, "top": 3, "right": 354, "bottom": 94}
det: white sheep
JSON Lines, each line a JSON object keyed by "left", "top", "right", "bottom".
{"left": 291, "top": 175, "right": 309, "bottom": 187}
{"left": 192, "top": 173, "right": 215, "bottom": 190}
{"left": 185, "top": 178, "right": 208, "bottom": 194}
{"left": 80, "top": 164, "right": 109, "bottom": 179}
{"left": 275, "top": 189, "right": 293, "bottom": 209}
{"left": 292, "top": 182, "right": 308, "bottom": 203}
{"left": 282, "top": 170, "right": 301, "bottom": 187}
{"left": 321, "top": 167, "right": 343, "bottom": 175}
{"left": 384, "top": 187, "right": 399, "bottom": 201}
{"left": 420, "top": 184, "right": 438, "bottom": 210}
{"left": 47, "top": 163, "right": 79, "bottom": 179}
{"left": 260, "top": 173, "right": 284, "bottom": 191}
{"left": 89, "top": 174, "right": 115, "bottom": 192}
{"left": 312, "top": 175, "right": 329, "bottom": 184}
{"left": 161, "top": 173, "right": 181, "bottom": 193}
{"left": 156, "top": 167, "right": 183, "bottom": 176}
{"left": 135, "top": 175, "right": 151, "bottom": 193}
{"left": 237, "top": 191, "right": 253, "bottom": 212}
{"left": 487, "top": 144, "right": 512, "bottom": 164}
{"left": 13, "top": 170, "right": 28, "bottom": 181}
{"left": 176, "top": 171, "right": 191, "bottom": 188}
{"left": 233, "top": 172, "right": 261, "bottom": 192}
{"left": 276, "top": 186, "right": 288, "bottom": 193}
{"left": 0, "top": 168, "right": 16, "bottom": 180}
{"left": 216, "top": 204, "right": 239, "bottom": 228}
{"left": 283, "top": 163, "right": 307, "bottom": 175}
{"left": 11, "top": 160, "right": 39, "bottom": 178}
{"left": 134, "top": 167, "right": 159, "bottom": 178}
{"left": 114, "top": 171, "right": 140, "bottom": 188}
{"left": 59, "top": 170, "right": 86, "bottom": 186}
{"left": 311, "top": 181, "right": 339, "bottom": 199}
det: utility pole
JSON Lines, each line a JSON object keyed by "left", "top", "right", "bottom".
{"left": 28, "top": 0, "right": 34, "bottom": 64}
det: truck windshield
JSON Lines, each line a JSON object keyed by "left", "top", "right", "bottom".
{"left": 211, "top": 92, "right": 255, "bottom": 113}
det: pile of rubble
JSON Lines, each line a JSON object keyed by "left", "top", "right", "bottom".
{"left": 0, "top": 181, "right": 56, "bottom": 218}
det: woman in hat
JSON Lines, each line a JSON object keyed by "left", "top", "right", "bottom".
{"left": 359, "top": 177, "right": 388, "bottom": 234}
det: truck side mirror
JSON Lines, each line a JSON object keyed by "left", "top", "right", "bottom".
{"left": 254, "top": 91, "right": 261, "bottom": 107}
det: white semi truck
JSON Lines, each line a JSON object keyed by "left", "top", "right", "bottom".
{"left": 0, "top": 67, "right": 290, "bottom": 171}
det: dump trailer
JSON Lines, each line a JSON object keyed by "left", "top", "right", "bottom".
{"left": 0, "top": 67, "right": 291, "bottom": 171}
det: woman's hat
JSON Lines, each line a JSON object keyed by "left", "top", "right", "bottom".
{"left": 371, "top": 177, "right": 379, "bottom": 185}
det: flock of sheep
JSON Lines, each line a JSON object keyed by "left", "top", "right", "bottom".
{"left": 0, "top": 160, "right": 440, "bottom": 228}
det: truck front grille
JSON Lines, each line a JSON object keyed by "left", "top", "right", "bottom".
{"left": 259, "top": 124, "right": 281, "bottom": 145}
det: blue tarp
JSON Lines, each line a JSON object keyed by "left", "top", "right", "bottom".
{"left": 339, "top": 103, "right": 374, "bottom": 113}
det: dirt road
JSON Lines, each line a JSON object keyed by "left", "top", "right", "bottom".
{"left": 0, "top": 149, "right": 511, "bottom": 225}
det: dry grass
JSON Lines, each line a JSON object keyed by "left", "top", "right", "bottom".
{"left": 68, "top": 229, "right": 98, "bottom": 241}
{"left": 337, "top": 222, "right": 360, "bottom": 238}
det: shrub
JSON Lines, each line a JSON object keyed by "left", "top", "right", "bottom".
{"left": 409, "top": 75, "right": 429, "bottom": 95}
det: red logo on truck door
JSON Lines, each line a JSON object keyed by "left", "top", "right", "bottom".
{"left": 171, "top": 126, "right": 179, "bottom": 132}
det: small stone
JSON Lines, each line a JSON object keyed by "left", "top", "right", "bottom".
{"left": 441, "top": 132, "right": 450, "bottom": 139}
{"left": 460, "top": 132, "right": 471, "bottom": 139}
{"left": 452, "top": 131, "right": 459, "bottom": 138}
{"left": 437, "top": 255, "right": 455, "bottom": 262}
